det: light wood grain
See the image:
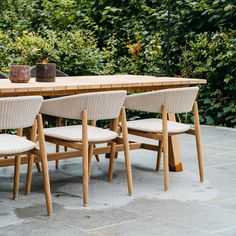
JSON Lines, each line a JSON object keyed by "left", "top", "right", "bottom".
{"left": 13, "top": 128, "right": 24, "bottom": 200}
{"left": 25, "top": 121, "right": 38, "bottom": 195}
{"left": 0, "top": 75, "right": 206, "bottom": 97}
{"left": 194, "top": 102, "right": 204, "bottom": 182}
{"left": 82, "top": 110, "right": 89, "bottom": 206}
{"left": 37, "top": 114, "right": 53, "bottom": 216}
{"left": 162, "top": 105, "right": 169, "bottom": 191}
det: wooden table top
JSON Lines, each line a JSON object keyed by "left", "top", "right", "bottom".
{"left": 0, "top": 75, "right": 206, "bottom": 97}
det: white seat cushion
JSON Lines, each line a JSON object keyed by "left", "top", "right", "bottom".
{"left": 0, "top": 134, "right": 36, "bottom": 154}
{"left": 44, "top": 125, "right": 118, "bottom": 142}
{"left": 126, "top": 118, "right": 191, "bottom": 133}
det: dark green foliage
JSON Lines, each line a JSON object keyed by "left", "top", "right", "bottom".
{"left": 0, "top": 30, "right": 116, "bottom": 75}
{"left": 180, "top": 33, "right": 236, "bottom": 126}
{"left": 0, "top": 0, "right": 235, "bottom": 126}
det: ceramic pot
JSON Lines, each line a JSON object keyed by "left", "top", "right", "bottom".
{"left": 9, "top": 65, "right": 30, "bottom": 83}
{"left": 35, "top": 63, "right": 56, "bottom": 82}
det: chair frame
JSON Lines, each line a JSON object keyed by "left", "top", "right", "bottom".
{"left": 27, "top": 106, "right": 133, "bottom": 205}
{"left": 32, "top": 67, "right": 70, "bottom": 170}
{"left": 121, "top": 101, "right": 204, "bottom": 191}
{"left": 0, "top": 114, "right": 53, "bottom": 216}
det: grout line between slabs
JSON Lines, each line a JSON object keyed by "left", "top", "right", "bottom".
{"left": 149, "top": 216, "right": 214, "bottom": 234}
{"left": 85, "top": 216, "right": 152, "bottom": 232}
{"left": 211, "top": 225, "right": 236, "bottom": 234}
{"left": 205, "top": 161, "right": 236, "bottom": 169}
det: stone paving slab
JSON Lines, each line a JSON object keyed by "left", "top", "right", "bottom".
{"left": 87, "top": 216, "right": 214, "bottom": 236}
{"left": 0, "top": 125, "right": 236, "bottom": 235}
{"left": 124, "top": 199, "right": 236, "bottom": 233}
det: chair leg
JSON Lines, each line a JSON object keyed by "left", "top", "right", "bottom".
{"left": 82, "top": 110, "right": 89, "bottom": 206}
{"left": 37, "top": 114, "right": 53, "bottom": 216}
{"left": 88, "top": 144, "right": 93, "bottom": 182}
{"left": 163, "top": 140, "right": 169, "bottom": 191}
{"left": 194, "top": 102, "right": 204, "bottom": 182}
{"left": 90, "top": 120, "right": 99, "bottom": 162}
{"left": 55, "top": 147, "right": 59, "bottom": 169}
{"left": 55, "top": 117, "right": 62, "bottom": 169}
{"left": 25, "top": 154, "right": 35, "bottom": 195}
{"left": 13, "top": 128, "right": 23, "bottom": 199}
{"left": 35, "top": 162, "right": 41, "bottom": 172}
{"left": 25, "top": 121, "right": 39, "bottom": 195}
{"left": 162, "top": 105, "right": 169, "bottom": 191}
{"left": 95, "top": 152, "right": 100, "bottom": 162}
{"left": 33, "top": 129, "right": 41, "bottom": 172}
{"left": 34, "top": 136, "right": 41, "bottom": 173}
{"left": 105, "top": 118, "right": 119, "bottom": 160}
{"left": 113, "top": 118, "right": 120, "bottom": 160}
{"left": 156, "top": 141, "right": 163, "bottom": 171}
{"left": 13, "top": 155, "right": 21, "bottom": 200}
{"left": 82, "top": 146, "right": 89, "bottom": 206}
{"left": 120, "top": 107, "right": 133, "bottom": 195}
{"left": 55, "top": 159, "right": 59, "bottom": 170}
{"left": 108, "top": 142, "right": 116, "bottom": 182}
{"left": 64, "top": 119, "right": 68, "bottom": 152}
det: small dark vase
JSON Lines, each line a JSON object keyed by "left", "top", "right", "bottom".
{"left": 36, "top": 63, "right": 56, "bottom": 82}
{"left": 9, "top": 65, "right": 30, "bottom": 83}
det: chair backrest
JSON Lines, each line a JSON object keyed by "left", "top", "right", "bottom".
{"left": 40, "top": 91, "right": 127, "bottom": 120}
{"left": 30, "top": 66, "right": 69, "bottom": 77}
{"left": 124, "top": 87, "right": 199, "bottom": 113}
{"left": 0, "top": 96, "right": 43, "bottom": 129}
{"left": 0, "top": 71, "right": 8, "bottom": 79}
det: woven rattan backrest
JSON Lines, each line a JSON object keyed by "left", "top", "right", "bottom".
{"left": 40, "top": 91, "right": 127, "bottom": 120}
{"left": 0, "top": 96, "right": 43, "bottom": 129}
{"left": 124, "top": 87, "right": 199, "bottom": 113}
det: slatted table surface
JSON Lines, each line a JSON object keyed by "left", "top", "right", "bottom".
{"left": 0, "top": 75, "right": 206, "bottom": 97}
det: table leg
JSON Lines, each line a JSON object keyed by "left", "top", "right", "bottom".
{"left": 168, "top": 113, "right": 183, "bottom": 172}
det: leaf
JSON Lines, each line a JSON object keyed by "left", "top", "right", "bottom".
{"left": 206, "top": 116, "right": 215, "bottom": 125}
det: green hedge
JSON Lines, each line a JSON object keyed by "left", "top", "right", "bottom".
{"left": 0, "top": 0, "right": 235, "bottom": 126}
{"left": 0, "top": 30, "right": 117, "bottom": 75}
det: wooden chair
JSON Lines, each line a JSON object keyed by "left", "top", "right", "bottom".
{"left": 119, "top": 87, "right": 204, "bottom": 191}
{"left": 33, "top": 91, "right": 133, "bottom": 205}
{"left": 0, "top": 96, "right": 52, "bottom": 215}
{"left": 32, "top": 66, "right": 100, "bottom": 167}
{"left": 31, "top": 66, "right": 71, "bottom": 169}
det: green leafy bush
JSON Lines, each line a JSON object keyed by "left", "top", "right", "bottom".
{"left": 0, "top": 30, "right": 117, "bottom": 75}
{"left": 0, "top": 0, "right": 235, "bottom": 127}
{"left": 180, "top": 32, "right": 236, "bottom": 126}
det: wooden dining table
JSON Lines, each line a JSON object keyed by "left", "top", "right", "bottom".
{"left": 0, "top": 74, "right": 206, "bottom": 172}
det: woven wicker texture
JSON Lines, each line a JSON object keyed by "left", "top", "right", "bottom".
{"left": 0, "top": 134, "right": 36, "bottom": 154}
{"left": 44, "top": 125, "right": 118, "bottom": 142}
{"left": 40, "top": 91, "right": 127, "bottom": 120}
{"left": 0, "top": 96, "right": 43, "bottom": 129}
{"left": 124, "top": 87, "right": 199, "bottom": 113}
